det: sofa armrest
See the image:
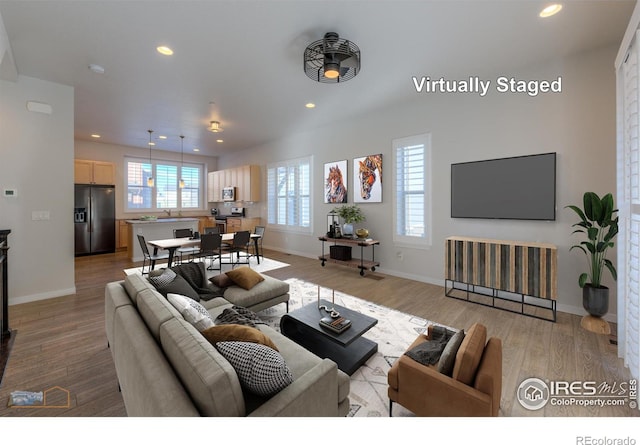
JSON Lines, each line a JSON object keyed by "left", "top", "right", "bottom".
{"left": 390, "top": 354, "right": 493, "bottom": 416}
{"left": 248, "top": 359, "right": 342, "bottom": 417}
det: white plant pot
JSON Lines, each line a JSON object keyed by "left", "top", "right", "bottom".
{"left": 342, "top": 223, "right": 354, "bottom": 236}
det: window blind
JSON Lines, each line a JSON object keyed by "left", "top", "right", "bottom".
{"left": 267, "top": 156, "right": 312, "bottom": 232}
{"left": 393, "top": 134, "right": 431, "bottom": 247}
{"left": 618, "top": 32, "right": 640, "bottom": 380}
{"left": 125, "top": 158, "right": 203, "bottom": 211}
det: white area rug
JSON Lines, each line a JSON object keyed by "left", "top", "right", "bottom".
{"left": 256, "top": 278, "right": 449, "bottom": 417}
{"left": 123, "top": 255, "right": 289, "bottom": 277}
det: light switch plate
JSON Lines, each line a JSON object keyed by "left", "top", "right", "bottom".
{"left": 3, "top": 189, "right": 17, "bottom": 197}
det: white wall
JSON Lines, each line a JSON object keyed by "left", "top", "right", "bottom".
{"left": 219, "top": 45, "right": 619, "bottom": 320}
{"left": 0, "top": 75, "right": 75, "bottom": 304}
{"left": 75, "top": 140, "right": 218, "bottom": 219}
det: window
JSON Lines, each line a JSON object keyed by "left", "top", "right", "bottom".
{"left": 125, "top": 158, "right": 203, "bottom": 211}
{"left": 616, "top": 32, "right": 640, "bottom": 380}
{"left": 393, "top": 133, "right": 432, "bottom": 248}
{"left": 267, "top": 156, "right": 312, "bottom": 233}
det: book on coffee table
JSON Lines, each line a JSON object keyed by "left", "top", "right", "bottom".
{"left": 319, "top": 315, "right": 352, "bottom": 334}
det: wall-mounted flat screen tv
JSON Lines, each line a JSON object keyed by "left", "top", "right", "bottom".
{"left": 451, "top": 152, "right": 556, "bottom": 220}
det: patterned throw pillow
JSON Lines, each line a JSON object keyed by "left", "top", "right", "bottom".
{"left": 148, "top": 268, "right": 177, "bottom": 287}
{"left": 167, "top": 293, "right": 215, "bottom": 332}
{"left": 215, "top": 341, "right": 293, "bottom": 397}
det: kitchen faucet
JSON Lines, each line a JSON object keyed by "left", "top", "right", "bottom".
{"left": 163, "top": 210, "right": 172, "bottom": 217}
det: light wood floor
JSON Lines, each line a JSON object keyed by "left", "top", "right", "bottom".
{"left": 0, "top": 249, "right": 636, "bottom": 417}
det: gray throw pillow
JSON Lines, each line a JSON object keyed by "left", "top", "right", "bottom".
{"left": 437, "top": 330, "right": 465, "bottom": 376}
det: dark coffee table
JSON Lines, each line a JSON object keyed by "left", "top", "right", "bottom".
{"left": 280, "top": 299, "right": 378, "bottom": 375}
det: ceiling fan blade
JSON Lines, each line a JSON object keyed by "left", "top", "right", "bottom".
{"left": 341, "top": 56, "right": 359, "bottom": 68}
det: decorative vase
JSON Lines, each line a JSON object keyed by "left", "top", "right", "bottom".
{"left": 582, "top": 284, "right": 609, "bottom": 317}
{"left": 355, "top": 228, "right": 369, "bottom": 239}
{"left": 343, "top": 223, "right": 354, "bottom": 236}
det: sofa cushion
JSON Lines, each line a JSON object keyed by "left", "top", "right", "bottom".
{"left": 136, "top": 288, "right": 182, "bottom": 342}
{"left": 215, "top": 341, "right": 294, "bottom": 397}
{"left": 124, "top": 273, "right": 155, "bottom": 306}
{"left": 201, "top": 324, "right": 278, "bottom": 351}
{"left": 223, "top": 275, "right": 289, "bottom": 309}
{"left": 159, "top": 317, "right": 246, "bottom": 416}
{"left": 452, "top": 323, "right": 487, "bottom": 385}
{"left": 225, "top": 267, "right": 264, "bottom": 290}
{"left": 437, "top": 329, "right": 465, "bottom": 376}
{"left": 167, "top": 293, "right": 215, "bottom": 332}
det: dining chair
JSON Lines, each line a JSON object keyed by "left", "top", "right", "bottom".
{"left": 173, "top": 228, "right": 198, "bottom": 264}
{"left": 253, "top": 225, "right": 265, "bottom": 261}
{"left": 137, "top": 234, "right": 169, "bottom": 274}
{"left": 221, "top": 230, "right": 251, "bottom": 268}
{"left": 195, "top": 233, "right": 223, "bottom": 271}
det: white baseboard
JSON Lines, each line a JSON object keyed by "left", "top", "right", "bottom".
{"left": 369, "top": 267, "right": 618, "bottom": 323}
{"left": 9, "top": 287, "right": 77, "bottom": 306}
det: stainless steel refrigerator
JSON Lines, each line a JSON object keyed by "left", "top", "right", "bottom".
{"left": 74, "top": 184, "right": 116, "bottom": 256}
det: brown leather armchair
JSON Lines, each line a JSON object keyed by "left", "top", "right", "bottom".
{"left": 388, "top": 323, "right": 502, "bottom": 416}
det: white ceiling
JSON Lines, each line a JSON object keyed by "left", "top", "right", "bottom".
{"left": 0, "top": 0, "right": 635, "bottom": 157}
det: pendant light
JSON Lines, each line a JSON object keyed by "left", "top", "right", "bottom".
{"left": 179, "top": 135, "right": 185, "bottom": 189}
{"left": 147, "top": 129, "right": 154, "bottom": 187}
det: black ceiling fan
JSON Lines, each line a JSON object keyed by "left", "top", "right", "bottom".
{"left": 303, "top": 32, "right": 361, "bottom": 83}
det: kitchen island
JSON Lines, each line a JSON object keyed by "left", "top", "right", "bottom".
{"left": 126, "top": 218, "right": 199, "bottom": 262}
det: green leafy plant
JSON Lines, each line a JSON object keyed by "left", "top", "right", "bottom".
{"left": 336, "top": 204, "right": 366, "bottom": 224}
{"left": 566, "top": 192, "right": 618, "bottom": 288}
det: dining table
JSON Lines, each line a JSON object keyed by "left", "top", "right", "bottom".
{"left": 148, "top": 232, "right": 262, "bottom": 269}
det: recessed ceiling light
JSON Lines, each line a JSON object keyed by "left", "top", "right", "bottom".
{"left": 216, "top": 139, "right": 224, "bottom": 143}
{"left": 88, "top": 64, "right": 105, "bottom": 74}
{"left": 156, "top": 46, "right": 174, "bottom": 56}
{"left": 91, "top": 134, "right": 101, "bottom": 138}
{"left": 158, "top": 135, "right": 167, "bottom": 139}
{"left": 539, "top": 4, "right": 562, "bottom": 18}
{"left": 193, "top": 148, "right": 200, "bottom": 152}
{"left": 305, "top": 102, "right": 316, "bottom": 108}
{"left": 148, "top": 142, "right": 155, "bottom": 146}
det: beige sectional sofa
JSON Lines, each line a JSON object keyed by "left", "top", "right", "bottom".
{"left": 105, "top": 272, "right": 351, "bottom": 416}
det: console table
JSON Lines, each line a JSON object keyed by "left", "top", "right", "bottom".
{"left": 445, "top": 236, "right": 557, "bottom": 321}
{"left": 318, "top": 236, "right": 380, "bottom": 276}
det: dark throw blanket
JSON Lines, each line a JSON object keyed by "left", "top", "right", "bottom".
{"left": 171, "top": 262, "right": 225, "bottom": 301}
{"left": 215, "top": 306, "right": 266, "bottom": 328}
{"left": 404, "top": 325, "right": 456, "bottom": 366}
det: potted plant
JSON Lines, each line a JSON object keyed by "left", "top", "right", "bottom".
{"left": 566, "top": 192, "right": 618, "bottom": 317}
{"left": 336, "top": 204, "right": 366, "bottom": 237}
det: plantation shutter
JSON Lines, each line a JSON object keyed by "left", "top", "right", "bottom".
{"left": 393, "top": 133, "right": 431, "bottom": 247}
{"left": 181, "top": 166, "right": 200, "bottom": 208}
{"left": 617, "top": 30, "right": 640, "bottom": 380}
{"left": 267, "top": 157, "right": 312, "bottom": 232}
